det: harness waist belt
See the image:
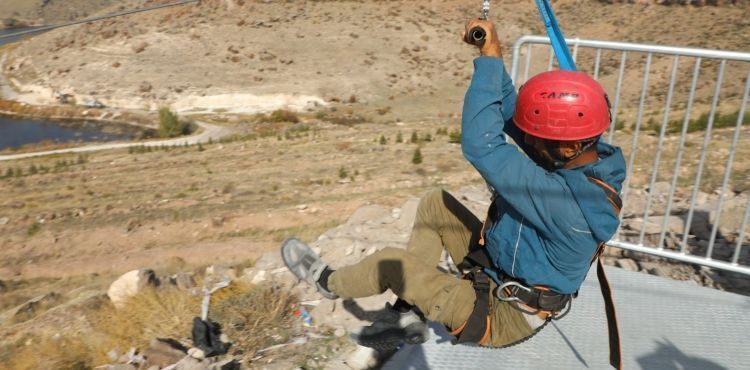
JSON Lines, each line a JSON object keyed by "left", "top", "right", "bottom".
{"left": 507, "top": 284, "right": 572, "bottom": 313}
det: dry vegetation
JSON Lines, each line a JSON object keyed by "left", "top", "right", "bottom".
{"left": 0, "top": 281, "right": 299, "bottom": 369}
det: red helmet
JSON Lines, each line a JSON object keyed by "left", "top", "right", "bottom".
{"left": 513, "top": 70, "right": 611, "bottom": 141}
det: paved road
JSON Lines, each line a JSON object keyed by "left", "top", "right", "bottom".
{"left": 0, "top": 121, "right": 236, "bottom": 161}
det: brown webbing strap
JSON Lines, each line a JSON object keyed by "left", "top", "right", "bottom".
{"left": 597, "top": 255, "right": 622, "bottom": 370}
{"left": 452, "top": 267, "right": 492, "bottom": 345}
{"left": 588, "top": 176, "right": 623, "bottom": 370}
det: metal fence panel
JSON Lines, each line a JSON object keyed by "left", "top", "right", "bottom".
{"left": 510, "top": 36, "right": 750, "bottom": 276}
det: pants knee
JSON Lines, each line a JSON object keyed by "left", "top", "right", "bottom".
{"left": 417, "top": 189, "right": 447, "bottom": 215}
{"left": 373, "top": 247, "right": 409, "bottom": 260}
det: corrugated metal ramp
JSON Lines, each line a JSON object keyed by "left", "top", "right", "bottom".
{"left": 383, "top": 266, "right": 750, "bottom": 370}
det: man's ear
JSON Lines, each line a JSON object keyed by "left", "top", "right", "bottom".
{"left": 559, "top": 141, "right": 583, "bottom": 159}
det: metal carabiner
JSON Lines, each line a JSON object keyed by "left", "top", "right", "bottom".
{"left": 495, "top": 280, "right": 531, "bottom": 302}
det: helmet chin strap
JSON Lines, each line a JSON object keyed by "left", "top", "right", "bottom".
{"left": 544, "top": 138, "right": 599, "bottom": 170}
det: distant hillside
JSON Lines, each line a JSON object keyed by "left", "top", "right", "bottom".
{"left": 3, "top": 0, "right": 748, "bottom": 123}
{"left": 0, "top": 0, "right": 144, "bottom": 28}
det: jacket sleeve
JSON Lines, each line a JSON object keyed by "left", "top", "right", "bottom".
{"left": 461, "top": 57, "right": 571, "bottom": 233}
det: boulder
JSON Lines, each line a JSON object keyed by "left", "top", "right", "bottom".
{"left": 174, "top": 356, "right": 209, "bottom": 370}
{"left": 615, "top": 258, "right": 640, "bottom": 272}
{"left": 345, "top": 345, "right": 380, "bottom": 370}
{"left": 143, "top": 338, "right": 187, "bottom": 368}
{"left": 209, "top": 359, "right": 240, "bottom": 370}
{"left": 107, "top": 269, "right": 158, "bottom": 308}
{"left": 173, "top": 272, "right": 197, "bottom": 290}
{"left": 10, "top": 292, "right": 62, "bottom": 323}
{"left": 347, "top": 205, "right": 391, "bottom": 225}
{"left": 205, "top": 265, "right": 237, "bottom": 281}
{"left": 709, "top": 193, "right": 749, "bottom": 243}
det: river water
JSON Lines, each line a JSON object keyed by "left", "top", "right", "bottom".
{"left": 0, "top": 27, "right": 131, "bottom": 151}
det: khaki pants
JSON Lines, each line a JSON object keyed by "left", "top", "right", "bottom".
{"left": 328, "top": 189, "right": 538, "bottom": 347}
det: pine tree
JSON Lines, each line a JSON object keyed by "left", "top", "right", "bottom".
{"left": 412, "top": 148, "right": 423, "bottom": 164}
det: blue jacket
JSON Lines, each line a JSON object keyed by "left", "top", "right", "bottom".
{"left": 461, "top": 57, "right": 626, "bottom": 294}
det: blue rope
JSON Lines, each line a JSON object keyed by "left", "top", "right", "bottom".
{"left": 535, "top": 0, "right": 577, "bottom": 71}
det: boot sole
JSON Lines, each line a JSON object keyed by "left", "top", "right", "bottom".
{"left": 353, "top": 322, "right": 428, "bottom": 351}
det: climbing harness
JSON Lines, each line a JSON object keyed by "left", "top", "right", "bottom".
{"left": 452, "top": 177, "right": 623, "bottom": 370}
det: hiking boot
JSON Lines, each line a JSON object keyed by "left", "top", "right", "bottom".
{"left": 350, "top": 303, "right": 429, "bottom": 351}
{"left": 280, "top": 237, "right": 338, "bottom": 299}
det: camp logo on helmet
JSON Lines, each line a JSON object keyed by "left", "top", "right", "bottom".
{"left": 539, "top": 91, "right": 580, "bottom": 100}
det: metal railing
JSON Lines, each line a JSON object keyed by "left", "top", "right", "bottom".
{"left": 511, "top": 35, "right": 750, "bottom": 275}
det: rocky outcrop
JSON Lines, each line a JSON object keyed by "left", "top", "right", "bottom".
{"left": 106, "top": 269, "right": 159, "bottom": 308}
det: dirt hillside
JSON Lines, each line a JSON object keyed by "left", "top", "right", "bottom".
{"left": 3, "top": 0, "right": 749, "bottom": 121}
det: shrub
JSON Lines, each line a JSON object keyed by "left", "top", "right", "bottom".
{"left": 396, "top": 132, "right": 403, "bottom": 143}
{"left": 448, "top": 129, "right": 461, "bottom": 143}
{"left": 158, "top": 107, "right": 190, "bottom": 138}
{"left": 27, "top": 222, "right": 41, "bottom": 236}
{"left": 269, "top": 109, "right": 300, "bottom": 123}
{"left": 379, "top": 135, "right": 387, "bottom": 145}
{"left": 412, "top": 148, "right": 423, "bottom": 164}
{"left": 339, "top": 166, "right": 348, "bottom": 179}
{"left": 376, "top": 106, "right": 391, "bottom": 115}
{"left": 2, "top": 335, "right": 94, "bottom": 370}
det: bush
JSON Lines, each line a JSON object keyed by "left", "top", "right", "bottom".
{"left": 396, "top": 132, "right": 403, "bottom": 143}
{"left": 379, "top": 135, "right": 387, "bottom": 145}
{"left": 269, "top": 109, "right": 300, "bottom": 123}
{"left": 448, "top": 129, "right": 461, "bottom": 143}
{"left": 158, "top": 107, "right": 190, "bottom": 138}
{"left": 27, "top": 222, "right": 41, "bottom": 236}
{"left": 339, "top": 166, "right": 348, "bottom": 179}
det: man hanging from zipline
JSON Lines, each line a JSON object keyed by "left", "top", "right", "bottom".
{"left": 282, "top": 16, "right": 626, "bottom": 369}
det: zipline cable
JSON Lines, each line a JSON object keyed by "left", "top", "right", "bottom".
{"left": 0, "top": 0, "right": 199, "bottom": 41}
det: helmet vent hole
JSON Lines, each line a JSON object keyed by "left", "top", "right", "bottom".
{"left": 577, "top": 112, "right": 584, "bottom": 117}
{"left": 534, "top": 109, "right": 540, "bottom": 115}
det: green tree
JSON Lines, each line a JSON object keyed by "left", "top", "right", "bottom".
{"left": 412, "top": 148, "right": 423, "bottom": 165}
{"left": 158, "top": 107, "right": 190, "bottom": 138}
{"left": 410, "top": 130, "right": 419, "bottom": 144}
